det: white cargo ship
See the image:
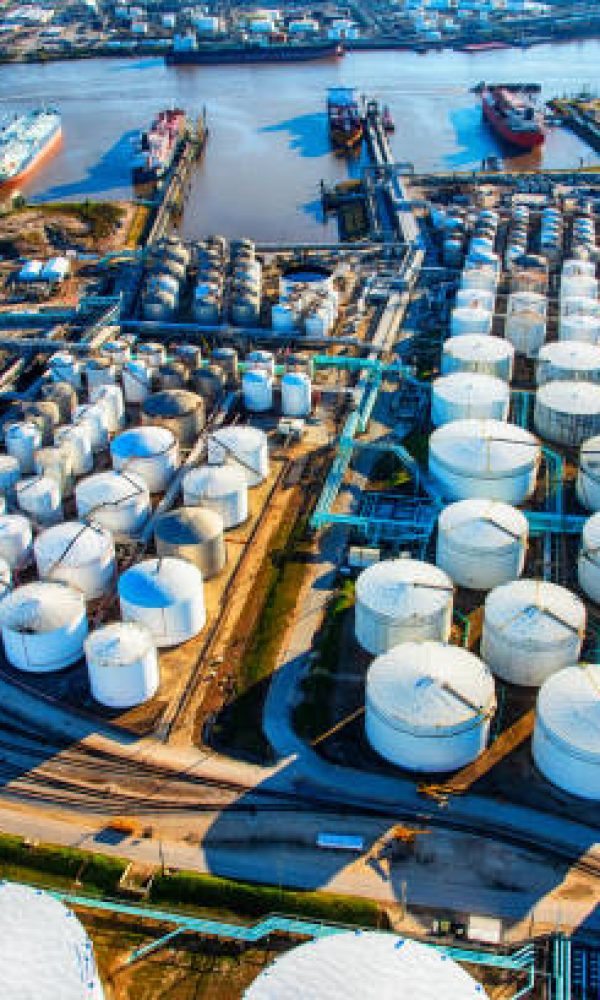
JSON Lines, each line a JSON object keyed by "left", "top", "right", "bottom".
{"left": 0, "top": 108, "right": 62, "bottom": 185}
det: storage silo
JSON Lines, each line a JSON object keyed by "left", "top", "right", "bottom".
{"left": 34, "top": 521, "right": 116, "bottom": 599}
{"left": 118, "top": 556, "right": 206, "bottom": 647}
{"left": 577, "top": 512, "right": 600, "bottom": 602}
{"left": 111, "top": 426, "right": 179, "bottom": 493}
{"left": 33, "top": 445, "right": 73, "bottom": 497}
{"left": 208, "top": 426, "right": 268, "bottom": 486}
{"left": 75, "top": 470, "right": 150, "bottom": 535}
{"left": 41, "top": 381, "right": 77, "bottom": 423}
{"left": 15, "top": 475, "right": 62, "bottom": 526}
{"left": 0, "top": 580, "right": 88, "bottom": 671}
{"left": 5, "top": 421, "right": 42, "bottom": 474}
{"left": 243, "top": 369, "right": 273, "bottom": 412}
{"left": 122, "top": 360, "right": 152, "bottom": 404}
{"left": 505, "top": 292, "right": 547, "bottom": 357}
{"left": 481, "top": 579, "right": 585, "bottom": 686}
{"left": 533, "top": 665, "right": 600, "bottom": 800}
{"left": 355, "top": 558, "right": 453, "bottom": 655}
{"left": 429, "top": 419, "right": 540, "bottom": 505}
{"left": 154, "top": 506, "right": 226, "bottom": 578}
{"left": 0, "top": 882, "right": 104, "bottom": 999}
{"left": 54, "top": 423, "right": 94, "bottom": 477}
{"left": 536, "top": 341, "right": 600, "bottom": 386}
{"left": 244, "top": 931, "right": 488, "bottom": 1000}
{"left": 436, "top": 498, "right": 528, "bottom": 591}
{"left": 534, "top": 380, "right": 600, "bottom": 447}
{"left": 0, "top": 514, "right": 32, "bottom": 569}
{"left": 141, "top": 390, "right": 205, "bottom": 446}
{"left": 73, "top": 403, "right": 109, "bottom": 452}
{"left": 450, "top": 306, "right": 493, "bottom": 338}
{"left": 431, "top": 372, "right": 509, "bottom": 427}
{"left": 441, "top": 334, "right": 514, "bottom": 382}
{"left": 85, "top": 621, "right": 159, "bottom": 708}
{"left": 90, "top": 384, "right": 125, "bottom": 433}
{"left": 365, "top": 641, "right": 496, "bottom": 772}
{"left": 281, "top": 371, "right": 312, "bottom": 417}
{"left": 577, "top": 434, "right": 600, "bottom": 511}
{"left": 0, "top": 455, "right": 20, "bottom": 500}
{"left": 182, "top": 464, "right": 248, "bottom": 529}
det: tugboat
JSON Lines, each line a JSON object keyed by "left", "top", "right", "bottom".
{"left": 482, "top": 85, "right": 545, "bottom": 150}
{"left": 327, "top": 87, "right": 363, "bottom": 150}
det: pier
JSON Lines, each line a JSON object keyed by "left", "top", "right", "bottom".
{"left": 146, "top": 113, "right": 208, "bottom": 246}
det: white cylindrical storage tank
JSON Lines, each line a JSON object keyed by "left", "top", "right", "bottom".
{"left": 578, "top": 511, "right": 600, "bottom": 602}
{"left": 0, "top": 454, "right": 20, "bottom": 499}
{"left": 436, "top": 498, "right": 528, "bottom": 591}
{"left": 355, "top": 558, "right": 453, "bottom": 655}
{"left": 75, "top": 470, "right": 150, "bottom": 536}
{"left": 49, "top": 351, "right": 81, "bottom": 388}
{"left": 244, "top": 931, "right": 488, "bottom": 1000}
{"left": 533, "top": 665, "right": 600, "bottom": 800}
{"left": 100, "top": 338, "right": 131, "bottom": 367}
{"left": 559, "top": 313, "right": 600, "bottom": 343}
{"left": 5, "top": 421, "right": 42, "bottom": 474}
{"left": 54, "top": 423, "right": 94, "bottom": 476}
{"left": 460, "top": 268, "right": 497, "bottom": 293}
{"left": 431, "top": 372, "right": 509, "bottom": 426}
{"left": 15, "top": 475, "right": 62, "bottom": 526}
{"left": 0, "top": 514, "right": 32, "bottom": 569}
{"left": 34, "top": 521, "right": 116, "bottom": 599}
{"left": 85, "top": 357, "right": 116, "bottom": 396}
{"left": 137, "top": 342, "right": 166, "bottom": 369}
{"left": 154, "top": 506, "right": 226, "bottom": 579}
{"left": 429, "top": 419, "right": 540, "bottom": 505}
{"left": 33, "top": 445, "right": 73, "bottom": 496}
{"left": 577, "top": 434, "right": 600, "bottom": 511}
{"left": 122, "top": 360, "right": 152, "bottom": 404}
{"left": 246, "top": 350, "right": 275, "bottom": 376}
{"left": 0, "top": 581, "right": 88, "bottom": 672}
{"left": 182, "top": 464, "right": 248, "bottom": 529}
{"left": 281, "top": 372, "right": 312, "bottom": 417}
{"left": 455, "top": 288, "right": 495, "bottom": 312}
{"left": 110, "top": 426, "right": 179, "bottom": 493}
{"left": 561, "top": 275, "right": 598, "bottom": 300}
{"left": 534, "top": 380, "right": 600, "bottom": 447}
{"left": 441, "top": 334, "right": 514, "bottom": 382}
{"left": 536, "top": 341, "right": 600, "bottom": 386}
{"left": 85, "top": 621, "right": 159, "bottom": 708}
{"left": 505, "top": 295, "right": 547, "bottom": 357}
{"left": 365, "top": 641, "right": 496, "bottom": 772}
{"left": 563, "top": 259, "right": 596, "bottom": 279}
{"left": 40, "top": 381, "right": 77, "bottom": 423}
{"left": 208, "top": 426, "right": 268, "bottom": 486}
{"left": 242, "top": 369, "right": 273, "bottom": 413}
{"left": 0, "top": 882, "right": 104, "bottom": 999}
{"left": 90, "top": 383, "right": 125, "bottom": 433}
{"left": 118, "top": 556, "right": 206, "bottom": 647}
{"left": 73, "top": 403, "right": 109, "bottom": 452}
{"left": 450, "top": 306, "right": 493, "bottom": 338}
{"left": 481, "top": 579, "right": 585, "bottom": 686}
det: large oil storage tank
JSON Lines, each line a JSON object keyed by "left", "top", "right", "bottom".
{"left": 429, "top": 419, "right": 540, "bottom": 505}
{"left": 73, "top": 403, "right": 109, "bottom": 452}
{"left": 577, "top": 511, "right": 600, "bottom": 602}
{"left": 244, "top": 931, "right": 488, "bottom": 1000}
{"left": 85, "top": 621, "right": 159, "bottom": 709}
{"left": 536, "top": 341, "right": 600, "bottom": 385}
{"left": 118, "top": 556, "right": 206, "bottom": 647}
{"left": 75, "top": 470, "right": 150, "bottom": 535}
{"left": 5, "top": 421, "right": 42, "bottom": 475}
{"left": 365, "top": 641, "right": 496, "bottom": 772}
{"left": 431, "top": 372, "right": 509, "bottom": 426}
{"left": 182, "top": 464, "right": 248, "bottom": 528}
{"left": 450, "top": 305, "right": 493, "bottom": 338}
{"left": 281, "top": 371, "right": 311, "bottom": 417}
{"left": 355, "top": 558, "right": 453, "bottom": 655}
{"left": 534, "top": 380, "right": 600, "bottom": 447}
{"left": 481, "top": 579, "right": 585, "bottom": 686}
{"left": 441, "top": 334, "right": 514, "bottom": 382}
{"left": 54, "top": 424, "right": 94, "bottom": 477}
{"left": 141, "top": 390, "right": 205, "bottom": 446}
{"left": 559, "top": 310, "right": 600, "bottom": 344}
{"left": 0, "top": 882, "right": 104, "bottom": 999}
{"left": 208, "top": 426, "right": 268, "bottom": 485}
{"left": 0, "top": 580, "right": 88, "bottom": 672}
{"left": 34, "top": 521, "right": 116, "bottom": 599}
{"left": 436, "top": 498, "right": 528, "bottom": 591}
{"left": 242, "top": 369, "right": 273, "bottom": 412}
{"left": 111, "top": 426, "right": 179, "bottom": 493}
{"left": 577, "top": 434, "right": 600, "bottom": 511}
{"left": 90, "top": 383, "right": 125, "bottom": 433}
{"left": 15, "top": 475, "right": 62, "bottom": 526}
{"left": 0, "top": 513, "right": 32, "bottom": 569}
{"left": 122, "top": 360, "right": 152, "bottom": 404}
{"left": 504, "top": 292, "right": 547, "bottom": 357}
{"left": 154, "top": 506, "right": 226, "bottom": 578}
{"left": 533, "top": 664, "right": 600, "bottom": 800}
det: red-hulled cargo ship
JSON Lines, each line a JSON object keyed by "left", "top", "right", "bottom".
{"left": 482, "top": 86, "right": 545, "bottom": 150}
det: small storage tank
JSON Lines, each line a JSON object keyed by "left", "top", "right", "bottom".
{"left": 561, "top": 274, "right": 598, "bottom": 300}
{"left": 157, "top": 361, "right": 187, "bottom": 390}
{"left": 211, "top": 347, "right": 238, "bottom": 384}
{"left": 40, "top": 381, "right": 76, "bottom": 423}
{"left": 537, "top": 341, "right": 600, "bottom": 386}
{"left": 429, "top": 419, "right": 540, "bottom": 505}
{"left": 272, "top": 302, "right": 298, "bottom": 332}
{"left": 365, "top": 641, "right": 496, "bottom": 772}
{"left": 534, "top": 380, "right": 600, "bottom": 447}
{"left": 559, "top": 312, "right": 600, "bottom": 343}
{"left": 5, "top": 421, "right": 42, "bottom": 474}
{"left": 183, "top": 464, "right": 248, "bottom": 529}
{"left": 175, "top": 344, "right": 202, "bottom": 370}
{"left": 100, "top": 338, "right": 131, "bottom": 367}
{"left": 86, "top": 357, "right": 116, "bottom": 396}
{"left": 431, "top": 372, "right": 509, "bottom": 426}
{"left": 0, "top": 514, "right": 32, "bottom": 569}
{"left": 450, "top": 306, "right": 493, "bottom": 338}
{"left": 246, "top": 349, "right": 275, "bottom": 376}
{"left": 578, "top": 511, "right": 600, "bottom": 602}
{"left": 34, "top": 521, "right": 115, "bottom": 599}
{"left": 85, "top": 621, "right": 159, "bottom": 709}
{"left": 281, "top": 371, "right": 312, "bottom": 417}
{"left": 355, "top": 558, "right": 453, "bottom": 655}
{"left": 0, "top": 580, "right": 87, "bottom": 672}
{"left": 232, "top": 294, "right": 260, "bottom": 327}
{"left": 122, "top": 359, "right": 152, "bottom": 404}
{"left": 577, "top": 434, "right": 600, "bottom": 511}
{"left": 193, "top": 295, "right": 221, "bottom": 325}
{"left": 0, "top": 454, "right": 20, "bottom": 499}
{"left": 243, "top": 369, "right": 273, "bottom": 413}
{"left": 154, "top": 506, "right": 226, "bottom": 579}
{"left": 143, "top": 291, "right": 176, "bottom": 321}
{"left": 533, "top": 664, "right": 600, "bottom": 800}
{"left": 481, "top": 579, "right": 585, "bottom": 686}
{"left": 141, "top": 390, "right": 205, "bottom": 446}
{"left": 436, "top": 498, "right": 528, "bottom": 590}
{"left": 460, "top": 267, "right": 497, "bottom": 293}
{"left": 111, "top": 426, "right": 179, "bottom": 493}
{"left": 33, "top": 445, "right": 73, "bottom": 496}
{"left": 15, "top": 475, "right": 62, "bottom": 526}
{"left": 563, "top": 259, "right": 596, "bottom": 279}
{"left": 505, "top": 292, "right": 547, "bottom": 357}
{"left": 90, "top": 383, "right": 125, "bottom": 433}
{"left": 455, "top": 288, "right": 495, "bottom": 312}
{"left": 137, "top": 342, "right": 166, "bottom": 369}
{"left": 54, "top": 423, "right": 94, "bottom": 477}
{"left": 73, "top": 403, "right": 109, "bottom": 452}
{"left": 49, "top": 351, "right": 81, "bottom": 388}
{"left": 118, "top": 556, "right": 206, "bottom": 647}
{"left": 22, "top": 400, "right": 60, "bottom": 444}
{"left": 441, "top": 334, "right": 514, "bottom": 382}
{"left": 192, "top": 364, "right": 225, "bottom": 405}
{"left": 208, "top": 426, "right": 268, "bottom": 486}
{"left": 75, "top": 470, "right": 150, "bottom": 535}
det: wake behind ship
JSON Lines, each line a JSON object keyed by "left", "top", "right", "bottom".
{"left": 0, "top": 108, "right": 62, "bottom": 185}
{"left": 482, "top": 86, "right": 545, "bottom": 150}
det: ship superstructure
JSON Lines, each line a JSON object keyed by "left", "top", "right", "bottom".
{"left": 0, "top": 109, "right": 62, "bottom": 184}
{"left": 327, "top": 87, "right": 363, "bottom": 150}
{"left": 482, "top": 86, "right": 545, "bottom": 150}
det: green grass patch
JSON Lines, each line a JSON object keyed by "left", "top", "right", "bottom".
{"left": 12, "top": 199, "right": 125, "bottom": 240}
{"left": 126, "top": 203, "right": 150, "bottom": 248}
{"left": 0, "top": 832, "right": 127, "bottom": 895}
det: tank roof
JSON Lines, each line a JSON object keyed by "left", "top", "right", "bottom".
{"left": 356, "top": 559, "right": 453, "bottom": 620}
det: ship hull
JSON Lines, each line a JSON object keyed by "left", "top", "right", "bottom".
{"left": 482, "top": 100, "right": 544, "bottom": 150}
{"left": 0, "top": 124, "right": 62, "bottom": 187}
{"left": 166, "top": 42, "right": 342, "bottom": 64}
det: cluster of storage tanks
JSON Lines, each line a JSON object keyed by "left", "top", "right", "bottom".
{"left": 193, "top": 236, "right": 263, "bottom": 327}
{"left": 141, "top": 236, "right": 190, "bottom": 321}
{"left": 0, "top": 336, "right": 273, "bottom": 714}
{"left": 272, "top": 265, "right": 339, "bottom": 337}
{"left": 241, "top": 349, "right": 313, "bottom": 418}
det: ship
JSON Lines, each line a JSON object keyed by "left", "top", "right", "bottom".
{"left": 0, "top": 109, "right": 61, "bottom": 186}
{"left": 327, "top": 87, "right": 363, "bottom": 150}
{"left": 132, "top": 108, "right": 187, "bottom": 184}
{"left": 482, "top": 85, "right": 545, "bottom": 150}
{"left": 382, "top": 105, "right": 395, "bottom": 133}
{"left": 166, "top": 40, "right": 343, "bottom": 65}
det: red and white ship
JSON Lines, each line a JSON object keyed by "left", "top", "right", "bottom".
{"left": 482, "top": 86, "right": 545, "bottom": 150}
{"left": 132, "top": 108, "right": 187, "bottom": 184}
